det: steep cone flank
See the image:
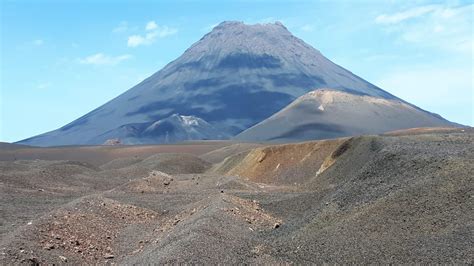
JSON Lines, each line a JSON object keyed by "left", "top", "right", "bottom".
{"left": 18, "top": 21, "right": 455, "bottom": 146}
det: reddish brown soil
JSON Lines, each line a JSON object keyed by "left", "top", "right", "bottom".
{"left": 212, "top": 138, "right": 347, "bottom": 185}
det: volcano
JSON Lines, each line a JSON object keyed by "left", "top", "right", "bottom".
{"left": 18, "top": 21, "right": 455, "bottom": 146}
{"left": 235, "top": 89, "right": 456, "bottom": 142}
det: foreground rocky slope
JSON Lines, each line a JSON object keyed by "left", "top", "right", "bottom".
{"left": 1, "top": 128, "right": 472, "bottom": 263}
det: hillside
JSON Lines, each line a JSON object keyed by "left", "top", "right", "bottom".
{"left": 1, "top": 128, "right": 472, "bottom": 263}
{"left": 236, "top": 89, "right": 456, "bottom": 142}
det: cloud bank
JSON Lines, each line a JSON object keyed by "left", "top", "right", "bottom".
{"left": 127, "top": 20, "right": 177, "bottom": 47}
{"left": 78, "top": 53, "right": 132, "bottom": 66}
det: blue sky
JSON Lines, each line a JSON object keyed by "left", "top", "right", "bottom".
{"left": 1, "top": 0, "right": 472, "bottom": 142}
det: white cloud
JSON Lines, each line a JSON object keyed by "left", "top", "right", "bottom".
{"left": 33, "top": 39, "right": 44, "bottom": 46}
{"left": 145, "top": 21, "right": 158, "bottom": 31}
{"left": 375, "top": 5, "right": 439, "bottom": 24}
{"left": 155, "top": 26, "right": 177, "bottom": 37}
{"left": 376, "top": 4, "right": 473, "bottom": 56}
{"left": 78, "top": 53, "right": 132, "bottom": 66}
{"left": 127, "top": 22, "right": 177, "bottom": 47}
{"left": 127, "top": 35, "right": 147, "bottom": 47}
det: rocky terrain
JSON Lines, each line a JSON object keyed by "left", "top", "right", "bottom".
{"left": 1, "top": 128, "right": 472, "bottom": 264}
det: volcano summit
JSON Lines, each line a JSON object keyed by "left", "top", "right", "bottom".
{"left": 19, "top": 21, "right": 455, "bottom": 146}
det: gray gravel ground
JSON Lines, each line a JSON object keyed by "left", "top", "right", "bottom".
{"left": 0, "top": 130, "right": 472, "bottom": 264}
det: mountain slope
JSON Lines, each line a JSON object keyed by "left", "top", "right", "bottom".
{"left": 235, "top": 89, "right": 456, "bottom": 142}
{"left": 18, "top": 21, "right": 452, "bottom": 146}
{"left": 92, "top": 114, "right": 229, "bottom": 145}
